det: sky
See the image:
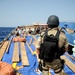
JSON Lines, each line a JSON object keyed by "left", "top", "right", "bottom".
{"left": 0, "top": 0, "right": 75, "bottom": 27}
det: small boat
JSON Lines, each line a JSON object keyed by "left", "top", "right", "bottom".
{"left": 0, "top": 24, "right": 75, "bottom": 75}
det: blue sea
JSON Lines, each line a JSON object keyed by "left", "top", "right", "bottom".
{"left": 0, "top": 27, "right": 15, "bottom": 42}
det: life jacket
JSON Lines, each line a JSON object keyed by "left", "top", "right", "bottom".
{"left": 0, "top": 61, "right": 14, "bottom": 75}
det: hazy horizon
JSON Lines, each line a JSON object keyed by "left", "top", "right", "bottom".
{"left": 0, "top": 0, "right": 75, "bottom": 27}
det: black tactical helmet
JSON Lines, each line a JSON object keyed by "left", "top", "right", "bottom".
{"left": 47, "top": 15, "right": 59, "bottom": 28}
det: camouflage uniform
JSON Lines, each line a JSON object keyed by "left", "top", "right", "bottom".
{"left": 35, "top": 27, "right": 68, "bottom": 75}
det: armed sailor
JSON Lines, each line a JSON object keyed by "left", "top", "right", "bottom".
{"left": 35, "top": 15, "right": 73, "bottom": 75}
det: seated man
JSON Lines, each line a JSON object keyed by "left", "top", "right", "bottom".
{"left": 13, "top": 32, "right": 26, "bottom": 42}
{"left": 28, "top": 28, "right": 32, "bottom": 34}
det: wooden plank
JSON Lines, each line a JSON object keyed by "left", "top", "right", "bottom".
{"left": 66, "top": 28, "right": 75, "bottom": 34}
{"left": 16, "top": 72, "right": 22, "bottom": 75}
{"left": 32, "top": 35, "right": 39, "bottom": 47}
{"left": 65, "top": 54, "right": 75, "bottom": 61}
{"left": 61, "top": 55, "right": 75, "bottom": 73}
{"left": 62, "top": 70, "right": 68, "bottom": 75}
{"left": 26, "top": 42, "right": 33, "bottom": 55}
{"left": 5, "top": 41, "right": 10, "bottom": 52}
{"left": 0, "top": 41, "right": 5, "bottom": 48}
{"left": 0, "top": 41, "right": 9, "bottom": 60}
{"left": 12, "top": 42, "right": 19, "bottom": 62}
{"left": 1, "top": 41, "right": 8, "bottom": 49}
{"left": 6, "top": 37, "right": 13, "bottom": 52}
{"left": 29, "top": 37, "right": 33, "bottom": 45}
{"left": 20, "top": 42, "right": 29, "bottom": 66}
{"left": 16, "top": 72, "right": 20, "bottom": 75}
{"left": 32, "top": 35, "right": 37, "bottom": 41}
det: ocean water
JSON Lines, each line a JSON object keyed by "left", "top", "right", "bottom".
{"left": 0, "top": 27, "right": 15, "bottom": 42}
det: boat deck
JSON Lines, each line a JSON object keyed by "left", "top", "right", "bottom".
{"left": 0, "top": 34, "right": 75, "bottom": 75}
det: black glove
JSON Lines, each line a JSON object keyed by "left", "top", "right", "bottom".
{"left": 68, "top": 44, "right": 74, "bottom": 55}
{"left": 38, "top": 61, "right": 43, "bottom": 71}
